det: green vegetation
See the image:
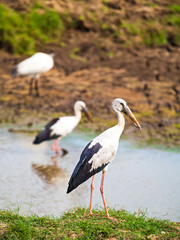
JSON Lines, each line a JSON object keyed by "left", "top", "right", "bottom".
{"left": 174, "top": 123, "right": 180, "bottom": 129}
{"left": 121, "top": 21, "right": 141, "bottom": 36}
{"left": 0, "top": 2, "right": 180, "bottom": 54}
{"left": 0, "top": 4, "right": 64, "bottom": 55}
{"left": 169, "top": 4, "right": 180, "bottom": 13}
{"left": 70, "top": 47, "right": 80, "bottom": 59}
{"left": 143, "top": 28, "right": 168, "bottom": 47}
{"left": 0, "top": 208, "right": 179, "bottom": 239}
{"left": 120, "top": 20, "right": 169, "bottom": 47}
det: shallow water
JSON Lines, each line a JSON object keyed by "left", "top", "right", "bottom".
{"left": 0, "top": 128, "right": 179, "bottom": 221}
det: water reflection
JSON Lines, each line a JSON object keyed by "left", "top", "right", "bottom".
{"left": 32, "top": 154, "right": 68, "bottom": 184}
{"left": 0, "top": 129, "right": 180, "bottom": 221}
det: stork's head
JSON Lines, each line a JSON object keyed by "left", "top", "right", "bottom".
{"left": 74, "top": 101, "right": 93, "bottom": 123}
{"left": 112, "top": 98, "right": 141, "bottom": 129}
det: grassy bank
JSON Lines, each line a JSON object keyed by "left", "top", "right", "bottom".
{"left": 0, "top": 208, "right": 179, "bottom": 239}
{"left": 0, "top": 1, "right": 180, "bottom": 55}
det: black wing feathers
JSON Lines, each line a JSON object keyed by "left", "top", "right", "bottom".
{"left": 33, "top": 118, "right": 60, "bottom": 144}
{"left": 45, "top": 118, "right": 59, "bottom": 130}
{"left": 67, "top": 142, "right": 104, "bottom": 193}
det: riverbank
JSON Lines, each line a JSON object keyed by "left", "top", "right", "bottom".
{"left": 0, "top": 46, "right": 180, "bottom": 148}
{"left": 0, "top": 0, "right": 180, "bottom": 147}
{"left": 0, "top": 208, "right": 179, "bottom": 239}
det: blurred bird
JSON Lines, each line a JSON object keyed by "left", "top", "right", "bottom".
{"left": 67, "top": 98, "right": 141, "bottom": 220}
{"left": 33, "top": 101, "right": 93, "bottom": 154}
{"left": 11, "top": 52, "right": 54, "bottom": 97}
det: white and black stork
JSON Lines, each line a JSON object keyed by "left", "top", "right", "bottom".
{"left": 67, "top": 98, "right": 141, "bottom": 219}
{"left": 33, "top": 101, "right": 93, "bottom": 154}
{"left": 11, "top": 52, "right": 54, "bottom": 97}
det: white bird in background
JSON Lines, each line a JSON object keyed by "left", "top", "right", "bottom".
{"left": 33, "top": 101, "right": 93, "bottom": 154}
{"left": 11, "top": 52, "right": 54, "bottom": 97}
{"left": 67, "top": 98, "right": 141, "bottom": 220}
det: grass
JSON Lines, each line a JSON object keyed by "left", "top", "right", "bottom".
{"left": 0, "top": 208, "right": 179, "bottom": 239}
{"left": 169, "top": 4, "right": 180, "bottom": 13}
{"left": 70, "top": 47, "right": 80, "bottom": 59}
{"left": 0, "top": 1, "right": 180, "bottom": 54}
{"left": 0, "top": 3, "right": 64, "bottom": 55}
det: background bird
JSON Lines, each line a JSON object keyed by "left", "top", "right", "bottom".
{"left": 11, "top": 52, "right": 54, "bottom": 97}
{"left": 67, "top": 98, "right": 141, "bottom": 220}
{"left": 33, "top": 101, "right": 93, "bottom": 154}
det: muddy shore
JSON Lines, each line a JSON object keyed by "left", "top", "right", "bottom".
{"left": 0, "top": 41, "right": 180, "bottom": 147}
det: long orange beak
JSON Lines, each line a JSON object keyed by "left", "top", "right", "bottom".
{"left": 83, "top": 108, "right": 93, "bottom": 123}
{"left": 124, "top": 106, "right": 141, "bottom": 129}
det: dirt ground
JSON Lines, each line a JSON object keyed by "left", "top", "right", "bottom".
{"left": 0, "top": 0, "right": 179, "bottom": 147}
{"left": 0, "top": 33, "right": 180, "bottom": 147}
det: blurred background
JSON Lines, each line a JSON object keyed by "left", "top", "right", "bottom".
{"left": 0, "top": 0, "right": 179, "bottom": 147}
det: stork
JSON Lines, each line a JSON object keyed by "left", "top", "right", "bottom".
{"left": 11, "top": 52, "right": 54, "bottom": 97}
{"left": 67, "top": 98, "right": 141, "bottom": 219}
{"left": 33, "top": 101, "right": 93, "bottom": 154}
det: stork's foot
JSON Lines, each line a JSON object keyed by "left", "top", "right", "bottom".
{"left": 88, "top": 211, "right": 100, "bottom": 217}
{"left": 106, "top": 216, "right": 118, "bottom": 222}
{"left": 88, "top": 211, "right": 93, "bottom": 216}
{"left": 51, "top": 146, "right": 68, "bottom": 156}
{"left": 61, "top": 148, "right": 68, "bottom": 157}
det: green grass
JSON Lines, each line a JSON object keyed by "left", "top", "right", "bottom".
{"left": 70, "top": 47, "right": 80, "bottom": 59}
{"left": 0, "top": 3, "right": 64, "bottom": 55}
{"left": 121, "top": 21, "right": 141, "bottom": 36}
{"left": 1, "top": 1, "right": 180, "bottom": 54}
{"left": 119, "top": 20, "right": 169, "bottom": 47}
{"left": 169, "top": 4, "right": 180, "bottom": 13}
{"left": 143, "top": 28, "right": 168, "bottom": 47}
{"left": 167, "top": 15, "right": 180, "bottom": 27}
{"left": 0, "top": 208, "right": 179, "bottom": 239}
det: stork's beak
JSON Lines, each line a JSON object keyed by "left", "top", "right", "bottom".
{"left": 83, "top": 108, "right": 93, "bottom": 123}
{"left": 123, "top": 106, "right": 141, "bottom": 129}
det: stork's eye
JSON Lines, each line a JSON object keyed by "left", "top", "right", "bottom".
{"left": 121, "top": 103, "right": 124, "bottom": 107}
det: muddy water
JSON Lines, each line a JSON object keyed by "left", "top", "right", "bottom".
{"left": 0, "top": 129, "right": 179, "bottom": 221}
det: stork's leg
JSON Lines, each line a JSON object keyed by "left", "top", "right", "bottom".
{"left": 51, "top": 139, "right": 61, "bottom": 154}
{"left": 35, "top": 79, "right": 40, "bottom": 97}
{"left": 100, "top": 171, "right": 113, "bottom": 219}
{"left": 89, "top": 175, "right": 95, "bottom": 215}
{"left": 29, "top": 78, "right": 34, "bottom": 95}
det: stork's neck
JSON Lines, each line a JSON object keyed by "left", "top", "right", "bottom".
{"left": 74, "top": 109, "right": 82, "bottom": 123}
{"left": 116, "top": 112, "right": 125, "bottom": 134}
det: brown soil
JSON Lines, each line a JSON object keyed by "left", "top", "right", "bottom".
{"left": 0, "top": 0, "right": 180, "bottom": 147}
{"left": 1, "top": 40, "right": 180, "bottom": 147}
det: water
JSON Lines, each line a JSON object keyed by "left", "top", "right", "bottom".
{"left": 0, "top": 129, "right": 179, "bottom": 221}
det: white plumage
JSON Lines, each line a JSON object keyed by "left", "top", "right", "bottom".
{"left": 33, "top": 101, "right": 93, "bottom": 154}
{"left": 50, "top": 113, "right": 83, "bottom": 137}
{"left": 88, "top": 126, "right": 120, "bottom": 171}
{"left": 15, "top": 52, "right": 54, "bottom": 77}
{"left": 67, "top": 98, "right": 141, "bottom": 220}
{"left": 11, "top": 52, "right": 54, "bottom": 96}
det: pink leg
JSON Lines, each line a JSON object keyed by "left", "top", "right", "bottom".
{"left": 89, "top": 175, "right": 95, "bottom": 215}
{"left": 100, "top": 171, "right": 113, "bottom": 220}
{"left": 51, "top": 139, "right": 61, "bottom": 154}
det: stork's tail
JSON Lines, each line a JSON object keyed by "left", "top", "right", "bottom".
{"left": 33, "top": 136, "right": 43, "bottom": 144}
{"left": 67, "top": 180, "right": 77, "bottom": 193}
{"left": 33, "top": 129, "right": 49, "bottom": 144}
